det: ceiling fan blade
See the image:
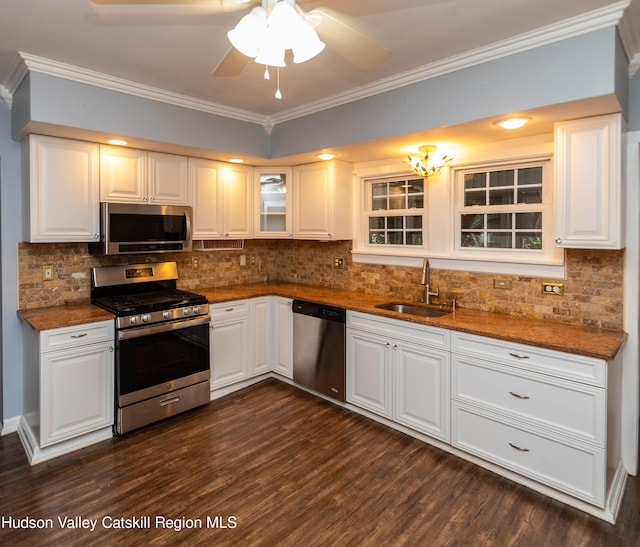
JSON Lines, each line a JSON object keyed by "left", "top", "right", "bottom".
{"left": 91, "top": 0, "right": 255, "bottom": 12}
{"left": 308, "top": 9, "right": 391, "bottom": 71}
{"left": 212, "top": 47, "right": 251, "bottom": 77}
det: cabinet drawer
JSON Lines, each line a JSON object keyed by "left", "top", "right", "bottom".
{"left": 452, "top": 404, "right": 605, "bottom": 507}
{"left": 452, "top": 332, "right": 605, "bottom": 387}
{"left": 348, "top": 311, "right": 450, "bottom": 350}
{"left": 40, "top": 320, "right": 114, "bottom": 352}
{"left": 452, "top": 357, "right": 604, "bottom": 445}
{"left": 210, "top": 300, "right": 249, "bottom": 321}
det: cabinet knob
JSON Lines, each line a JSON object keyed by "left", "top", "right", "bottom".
{"left": 555, "top": 237, "right": 562, "bottom": 244}
{"left": 93, "top": 233, "right": 99, "bottom": 239}
{"left": 386, "top": 342, "right": 390, "bottom": 348}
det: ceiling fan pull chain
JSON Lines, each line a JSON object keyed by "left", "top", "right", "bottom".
{"left": 275, "top": 67, "right": 282, "bottom": 100}
{"left": 264, "top": 66, "right": 270, "bottom": 80}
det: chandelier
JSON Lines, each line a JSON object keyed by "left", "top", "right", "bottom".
{"left": 403, "top": 145, "right": 453, "bottom": 178}
{"left": 227, "top": 0, "right": 325, "bottom": 99}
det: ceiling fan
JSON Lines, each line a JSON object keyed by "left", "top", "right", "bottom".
{"left": 91, "top": 0, "right": 392, "bottom": 77}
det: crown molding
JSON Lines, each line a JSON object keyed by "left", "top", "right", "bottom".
{"left": 618, "top": 0, "right": 640, "bottom": 76}
{"left": 270, "top": 0, "right": 631, "bottom": 124}
{"left": 3, "top": 0, "right": 631, "bottom": 127}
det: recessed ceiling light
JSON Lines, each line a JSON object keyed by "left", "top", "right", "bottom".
{"left": 229, "top": 158, "right": 244, "bottom": 164}
{"left": 494, "top": 116, "right": 532, "bottom": 129}
{"left": 317, "top": 153, "right": 335, "bottom": 161}
{"left": 107, "top": 139, "right": 128, "bottom": 146}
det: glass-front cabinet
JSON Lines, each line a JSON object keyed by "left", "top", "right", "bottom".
{"left": 254, "top": 168, "right": 292, "bottom": 238}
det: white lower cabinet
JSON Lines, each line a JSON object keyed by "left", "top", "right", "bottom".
{"left": 21, "top": 320, "right": 115, "bottom": 460}
{"left": 347, "top": 311, "right": 450, "bottom": 441}
{"left": 272, "top": 297, "right": 293, "bottom": 378}
{"left": 210, "top": 300, "right": 251, "bottom": 389}
{"left": 451, "top": 331, "right": 620, "bottom": 510}
{"left": 250, "top": 297, "right": 271, "bottom": 376}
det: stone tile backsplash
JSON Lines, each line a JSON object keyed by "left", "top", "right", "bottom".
{"left": 18, "top": 240, "right": 624, "bottom": 329}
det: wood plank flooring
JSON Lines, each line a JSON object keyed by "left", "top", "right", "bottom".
{"left": 0, "top": 379, "right": 638, "bottom": 546}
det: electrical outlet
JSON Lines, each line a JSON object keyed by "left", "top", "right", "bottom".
{"left": 192, "top": 258, "right": 199, "bottom": 269}
{"left": 42, "top": 265, "right": 54, "bottom": 281}
{"left": 333, "top": 257, "right": 344, "bottom": 269}
{"left": 240, "top": 255, "right": 246, "bottom": 266}
{"left": 542, "top": 282, "right": 564, "bottom": 295}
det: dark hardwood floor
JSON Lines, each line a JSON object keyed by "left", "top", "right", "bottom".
{"left": 0, "top": 379, "right": 638, "bottom": 546}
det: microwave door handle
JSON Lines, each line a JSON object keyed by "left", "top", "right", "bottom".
{"left": 185, "top": 211, "right": 191, "bottom": 242}
{"left": 118, "top": 315, "right": 210, "bottom": 341}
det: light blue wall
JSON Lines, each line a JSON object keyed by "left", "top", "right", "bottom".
{"left": 0, "top": 104, "right": 23, "bottom": 423}
{"left": 271, "top": 27, "right": 624, "bottom": 158}
{"left": 629, "top": 70, "right": 640, "bottom": 131}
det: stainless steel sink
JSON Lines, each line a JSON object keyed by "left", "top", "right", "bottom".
{"left": 375, "top": 302, "right": 452, "bottom": 318}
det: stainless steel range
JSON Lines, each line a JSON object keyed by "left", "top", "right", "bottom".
{"left": 91, "top": 261, "right": 210, "bottom": 435}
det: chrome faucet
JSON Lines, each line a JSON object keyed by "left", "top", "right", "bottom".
{"left": 420, "top": 258, "right": 439, "bottom": 304}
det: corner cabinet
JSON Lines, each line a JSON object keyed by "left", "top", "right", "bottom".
{"left": 554, "top": 113, "right": 623, "bottom": 249}
{"left": 23, "top": 135, "right": 100, "bottom": 242}
{"left": 254, "top": 168, "right": 292, "bottom": 238}
{"left": 100, "top": 146, "right": 189, "bottom": 205}
{"left": 292, "top": 160, "right": 353, "bottom": 240}
{"left": 20, "top": 320, "right": 115, "bottom": 463}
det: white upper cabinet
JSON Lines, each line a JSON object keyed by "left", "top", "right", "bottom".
{"left": 292, "top": 160, "right": 353, "bottom": 240}
{"left": 254, "top": 167, "right": 292, "bottom": 238}
{"left": 554, "top": 113, "right": 623, "bottom": 249}
{"left": 100, "top": 145, "right": 189, "bottom": 205}
{"left": 188, "top": 158, "right": 252, "bottom": 240}
{"left": 24, "top": 135, "right": 100, "bottom": 242}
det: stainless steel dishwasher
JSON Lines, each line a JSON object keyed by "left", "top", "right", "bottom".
{"left": 292, "top": 299, "right": 346, "bottom": 402}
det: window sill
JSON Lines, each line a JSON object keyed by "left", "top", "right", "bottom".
{"left": 352, "top": 250, "right": 566, "bottom": 278}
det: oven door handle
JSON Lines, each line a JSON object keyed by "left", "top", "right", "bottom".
{"left": 118, "top": 315, "right": 211, "bottom": 341}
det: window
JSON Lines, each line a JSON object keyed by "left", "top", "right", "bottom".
{"left": 365, "top": 177, "right": 425, "bottom": 247}
{"left": 456, "top": 162, "right": 548, "bottom": 253}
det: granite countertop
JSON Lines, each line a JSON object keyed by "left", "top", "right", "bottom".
{"left": 18, "top": 281, "right": 626, "bottom": 361}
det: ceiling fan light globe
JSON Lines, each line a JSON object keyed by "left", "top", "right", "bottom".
{"left": 227, "top": 6, "right": 267, "bottom": 58}
{"left": 254, "top": 43, "right": 286, "bottom": 67}
{"left": 291, "top": 21, "right": 325, "bottom": 63}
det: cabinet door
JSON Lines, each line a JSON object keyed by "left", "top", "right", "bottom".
{"left": 210, "top": 315, "right": 250, "bottom": 389}
{"left": 223, "top": 164, "right": 253, "bottom": 238}
{"left": 189, "top": 157, "right": 224, "bottom": 239}
{"left": 272, "top": 297, "right": 293, "bottom": 378}
{"left": 554, "top": 113, "right": 622, "bottom": 249}
{"left": 292, "top": 162, "right": 333, "bottom": 239}
{"left": 347, "top": 328, "right": 392, "bottom": 418}
{"left": 394, "top": 343, "right": 450, "bottom": 442}
{"left": 27, "top": 135, "right": 100, "bottom": 242}
{"left": 100, "top": 145, "right": 146, "bottom": 203}
{"left": 250, "top": 298, "right": 271, "bottom": 376}
{"left": 254, "top": 167, "right": 292, "bottom": 238}
{"left": 40, "top": 342, "right": 114, "bottom": 447}
{"left": 147, "top": 152, "right": 189, "bottom": 205}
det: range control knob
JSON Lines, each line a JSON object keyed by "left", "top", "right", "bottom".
{"left": 129, "top": 316, "right": 138, "bottom": 325}
{"left": 183, "top": 307, "right": 192, "bottom": 316}
{"left": 163, "top": 310, "right": 171, "bottom": 320}
{"left": 141, "top": 313, "right": 150, "bottom": 323}
{"left": 193, "top": 305, "right": 201, "bottom": 315}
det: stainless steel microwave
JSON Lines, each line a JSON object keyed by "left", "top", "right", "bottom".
{"left": 90, "top": 202, "right": 192, "bottom": 255}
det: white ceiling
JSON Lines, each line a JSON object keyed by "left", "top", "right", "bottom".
{"left": 0, "top": 0, "right": 637, "bottom": 164}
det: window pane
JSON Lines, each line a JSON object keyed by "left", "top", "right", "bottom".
{"left": 387, "top": 216, "right": 403, "bottom": 229}
{"left": 516, "top": 233, "right": 543, "bottom": 249}
{"left": 489, "top": 170, "right": 514, "bottom": 187}
{"left": 369, "top": 232, "right": 385, "bottom": 244}
{"left": 406, "top": 232, "right": 423, "bottom": 245}
{"left": 465, "top": 173, "right": 486, "bottom": 189}
{"left": 389, "top": 181, "right": 406, "bottom": 195}
{"left": 518, "top": 167, "right": 542, "bottom": 185}
{"left": 489, "top": 188, "right": 514, "bottom": 205}
{"left": 372, "top": 197, "right": 387, "bottom": 210}
{"left": 487, "top": 232, "right": 512, "bottom": 248}
{"left": 518, "top": 188, "right": 542, "bottom": 204}
{"left": 408, "top": 179, "right": 424, "bottom": 193}
{"left": 389, "top": 196, "right": 405, "bottom": 210}
{"left": 487, "top": 213, "right": 511, "bottom": 229}
{"left": 372, "top": 183, "right": 387, "bottom": 197}
{"left": 516, "top": 212, "right": 542, "bottom": 229}
{"left": 465, "top": 190, "right": 486, "bottom": 206}
{"left": 406, "top": 216, "right": 422, "bottom": 229}
{"left": 407, "top": 195, "right": 424, "bottom": 209}
{"left": 461, "top": 232, "right": 484, "bottom": 247}
{"left": 388, "top": 232, "right": 403, "bottom": 245}
{"left": 369, "top": 217, "right": 385, "bottom": 230}
{"left": 461, "top": 214, "right": 484, "bottom": 229}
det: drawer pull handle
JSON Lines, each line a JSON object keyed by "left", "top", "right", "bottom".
{"left": 160, "top": 396, "right": 180, "bottom": 407}
{"left": 225, "top": 308, "right": 234, "bottom": 312}
{"left": 508, "top": 352, "right": 530, "bottom": 360}
{"left": 509, "top": 442, "right": 530, "bottom": 452}
{"left": 509, "top": 391, "right": 530, "bottom": 400}
{"left": 71, "top": 333, "right": 88, "bottom": 338}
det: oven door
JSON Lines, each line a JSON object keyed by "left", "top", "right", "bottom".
{"left": 116, "top": 315, "right": 210, "bottom": 407}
